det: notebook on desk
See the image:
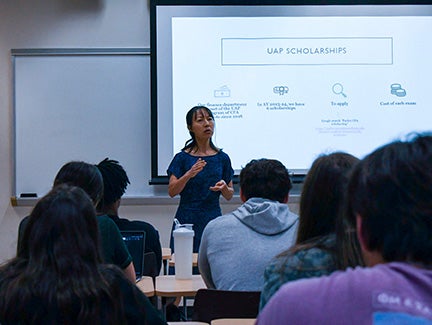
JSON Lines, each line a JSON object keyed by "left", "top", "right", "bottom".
{"left": 121, "top": 230, "right": 146, "bottom": 282}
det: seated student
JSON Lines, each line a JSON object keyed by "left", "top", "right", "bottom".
{"left": 96, "top": 158, "right": 163, "bottom": 274}
{"left": 198, "top": 158, "right": 299, "bottom": 291}
{"left": 0, "top": 184, "right": 166, "bottom": 324}
{"left": 259, "top": 152, "right": 361, "bottom": 309}
{"left": 257, "top": 133, "right": 432, "bottom": 324}
{"left": 17, "top": 161, "right": 136, "bottom": 283}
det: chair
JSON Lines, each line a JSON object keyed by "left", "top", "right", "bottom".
{"left": 142, "top": 251, "right": 160, "bottom": 307}
{"left": 191, "top": 289, "right": 261, "bottom": 324}
{"left": 143, "top": 251, "right": 160, "bottom": 279}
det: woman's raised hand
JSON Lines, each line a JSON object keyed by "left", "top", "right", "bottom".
{"left": 188, "top": 158, "right": 207, "bottom": 178}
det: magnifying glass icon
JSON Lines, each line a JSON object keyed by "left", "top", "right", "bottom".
{"left": 332, "top": 83, "right": 347, "bottom": 98}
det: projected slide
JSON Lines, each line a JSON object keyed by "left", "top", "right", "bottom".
{"left": 168, "top": 15, "right": 431, "bottom": 173}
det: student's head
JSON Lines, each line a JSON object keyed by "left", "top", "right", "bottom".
{"left": 183, "top": 105, "right": 218, "bottom": 152}
{"left": 53, "top": 161, "right": 104, "bottom": 206}
{"left": 19, "top": 184, "right": 101, "bottom": 266}
{"left": 297, "top": 152, "right": 359, "bottom": 244}
{"left": 96, "top": 158, "right": 130, "bottom": 212}
{"left": 240, "top": 158, "right": 292, "bottom": 203}
{"left": 8, "top": 184, "right": 126, "bottom": 324}
{"left": 347, "top": 133, "right": 432, "bottom": 266}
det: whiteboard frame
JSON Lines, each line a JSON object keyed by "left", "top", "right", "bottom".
{"left": 11, "top": 48, "right": 161, "bottom": 205}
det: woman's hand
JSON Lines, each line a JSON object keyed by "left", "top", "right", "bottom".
{"left": 209, "top": 179, "right": 227, "bottom": 192}
{"left": 188, "top": 158, "right": 207, "bottom": 178}
{"left": 210, "top": 179, "right": 234, "bottom": 200}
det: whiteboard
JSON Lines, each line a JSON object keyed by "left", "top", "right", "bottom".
{"left": 13, "top": 49, "right": 153, "bottom": 198}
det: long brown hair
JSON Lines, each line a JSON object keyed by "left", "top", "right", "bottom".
{"left": 296, "top": 152, "right": 359, "bottom": 245}
{"left": 279, "top": 152, "right": 360, "bottom": 265}
{"left": 0, "top": 185, "right": 125, "bottom": 323}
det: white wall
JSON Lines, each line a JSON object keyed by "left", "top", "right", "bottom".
{"left": 0, "top": 0, "right": 300, "bottom": 263}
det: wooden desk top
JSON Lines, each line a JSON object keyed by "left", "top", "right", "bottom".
{"left": 169, "top": 252, "right": 198, "bottom": 267}
{"left": 168, "top": 321, "right": 209, "bottom": 325}
{"left": 155, "top": 275, "right": 206, "bottom": 297}
{"left": 211, "top": 319, "right": 256, "bottom": 325}
{"left": 136, "top": 276, "right": 155, "bottom": 297}
{"left": 162, "top": 247, "right": 172, "bottom": 260}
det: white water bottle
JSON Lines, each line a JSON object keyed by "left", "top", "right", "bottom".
{"left": 173, "top": 221, "right": 194, "bottom": 279}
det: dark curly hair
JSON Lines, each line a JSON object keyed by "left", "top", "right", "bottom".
{"left": 96, "top": 158, "right": 130, "bottom": 211}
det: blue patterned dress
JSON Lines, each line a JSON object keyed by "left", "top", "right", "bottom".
{"left": 167, "top": 150, "right": 234, "bottom": 252}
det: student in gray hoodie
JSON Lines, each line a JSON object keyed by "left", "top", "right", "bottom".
{"left": 198, "top": 158, "right": 299, "bottom": 291}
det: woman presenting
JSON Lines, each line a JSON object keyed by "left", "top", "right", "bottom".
{"left": 168, "top": 105, "right": 234, "bottom": 253}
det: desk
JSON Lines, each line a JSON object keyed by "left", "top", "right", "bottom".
{"left": 168, "top": 321, "right": 209, "bottom": 325}
{"left": 162, "top": 247, "right": 172, "bottom": 260}
{"left": 211, "top": 319, "right": 256, "bottom": 325}
{"left": 169, "top": 252, "right": 198, "bottom": 267}
{"left": 156, "top": 275, "right": 205, "bottom": 297}
{"left": 156, "top": 275, "right": 206, "bottom": 320}
{"left": 162, "top": 247, "right": 172, "bottom": 275}
{"left": 136, "top": 276, "right": 155, "bottom": 297}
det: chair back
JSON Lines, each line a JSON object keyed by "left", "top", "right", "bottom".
{"left": 143, "top": 251, "right": 160, "bottom": 279}
{"left": 192, "top": 289, "right": 261, "bottom": 324}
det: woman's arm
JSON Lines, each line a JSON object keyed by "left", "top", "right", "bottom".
{"left": 168, "top": 158, "right": 206, "bottom": 197}
{"left": 168, "top": 174, "right": 189, "bottom": 198}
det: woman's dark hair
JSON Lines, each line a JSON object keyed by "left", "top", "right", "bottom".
{"left": 96, "top": 158, "right": 130, "bottom": 211}
{"left": 53, "top": 161, "right": 104, "bottom": 205}
{"left": 182, "top": 106, "right": 219, "bottom": 153}
{"left": 345, "top": 133, "right": 432, "bottom": 265}
{"left": 240, "top": 158, "right": 292, "bottom": 203}
{"left": 0, "top": 185, "right": 126, "bottom": 323}
{"left": 277, "top": 152, "right": 363, "bottom": 270}
{"left": 296, "top": 152, "right": 359, "bottom": 244}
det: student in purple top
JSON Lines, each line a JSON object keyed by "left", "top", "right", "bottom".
{"left": 167, "top": 106, "right": 234, "bottom": 253}
{"left": 257, "top": 133, "right": 432, "bottom": 324}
